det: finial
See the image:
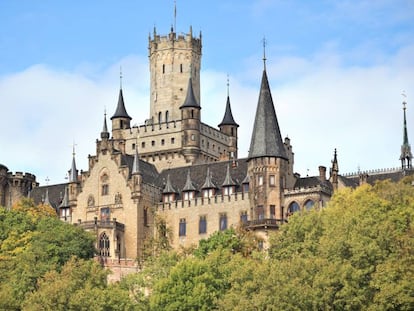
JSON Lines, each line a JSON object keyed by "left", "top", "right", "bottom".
{"left": 174, "top": 0, "right": 177, "bottom": 32}
{"left": 226, "top": 74, "right": 230, "bottom": 97}
{"left": 402, "top": 91, "right": 407, "bottom": 110}
{"left": 45, "top": 176, "right": 50, "bottom": 185}
{"left": 72, "top": 141, "right": 77, "bottom": 157}
{"left": 262, "top": 37, "right": 267, "bottom": 70}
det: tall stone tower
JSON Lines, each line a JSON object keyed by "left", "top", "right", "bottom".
{"left": 148, "top": 26, "right": 202, "bottom": 123}
{"left": 247, "top": 68, "right": 289, "bottom": 221}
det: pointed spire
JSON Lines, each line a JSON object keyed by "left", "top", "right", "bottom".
{"left": 332, "top": 148, "right": 339, "bottom": 172}
{"left": 59, "top": 186, "right": 69, "bottom": 208}
{"left": 132, "top": 144, "right": 141, "bottom": 175}
{"left": 182, "top": 169, "right": 197, "bottom": 191}
{"left": 101, "top": 110, "right": 110, "bottom": 139}
{"left": 400, "top": 99, "right": 412, "bottom": 169}
{"left": 44, "top": 188, "right": 51, "bottom": 206}
{"left": 201, "top": 167, "right": 218, "bottom": 189}
{"left": 248, "top": 68, "right": 287, "bottom": 160}
{"left": 163, "top": 174, "right": 177, "bottom": 194}
{"left": 111, "top": 72, "right": 132, "bottom": 120}
{"left": 222, "top": 164, "right": 236, "bottom": 187}
{"left": 180, "top": 77, "right": 200, "bottom": 109}
{"left": 218, "top": 77, "right": 239, "bottom": 127}
{"left": 69, "top": 146, "right": 78, "bottom": 183}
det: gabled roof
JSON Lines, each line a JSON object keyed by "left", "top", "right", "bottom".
{"left": 218, "top": 96, "right": 238, "bottom": 127}
{"left": 180, "top": 78, "right": 200, "bottom": 109}
{"left": 31, "top": 183, "right": 67, "bottom": 209}
{"left": 111, "top": 88, "right": 132, "bottom": 120}
{"left": 248, "top": 70, "right": 287, "bottom": 160}
{"left": 120, "top": 154, "right": 159, "bottom": 184}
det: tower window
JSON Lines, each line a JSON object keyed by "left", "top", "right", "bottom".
{"left": 231, "top": 127, "right": 234, "bottom": 136}
{"left": 165, "top": 111, "right": 169, "bottom": 123}
{"left": 258, "top": 175, "right": 263, "bottom": 186}
{"left": 158, "top": 112, "right": 162, "bottom": 123}
{"left": 171, "top": 137, "right": 175, "bottom": 144}
{"left": 191, "top": 110, "right": 194, "bottom": 118}
{"left": 101, "top": 184, "right": 109, "bottom": 196}
{"left": 151, "top": 140, "right": 155, "bottom": 146}
{"left": 162, "top": 64, "right": 165, "bottom": 74}
{"left": 132, "top": 143, "right": 136, "bottom": 150}
{"left": 99, "top": 232, "right": 110, "bottom": 257}
{"left": 161, "top": 139, "right": 165, "bottom": 145}
{"left": 180, "top": 64, "right": 183, "bottom": 73}
{"left": 269, "top": 175, "right": 275, "bottom": 186}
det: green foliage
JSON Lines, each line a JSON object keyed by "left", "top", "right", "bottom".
{"left": 0, "top": 200, "right": 95, "bottom": 310}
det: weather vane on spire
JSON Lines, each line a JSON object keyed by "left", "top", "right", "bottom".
{"left": 227, "top": 74, "right": 230, "bottom": 97}
{"left": 402, "top": 90, "right": 407, "bottom": 110}
{"left": 72, "top": 141, "right": 77, "bottom": 157}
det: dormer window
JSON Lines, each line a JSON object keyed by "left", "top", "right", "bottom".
{"left": 163, "top": 193, "right": 175, "bottom": 203}
{"left": 183, "top": 191, "right": 195, "bottom": 200}
{"left": 203, "top": 189, "right": 215, "bottom": 198}
{"left": 223, "top": 186, "right": 234, "bottom": 196}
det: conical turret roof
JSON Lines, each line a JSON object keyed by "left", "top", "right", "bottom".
{"left": 59, "top": 186, "right": 69, "bottom": 208}
{"left": 101, "top": 113, "right": 110, "bottom": 139}
{"left": 248, "top": 69, "right": 287, "bottom": 160}
{"left": 132, "top": 146, "right": 141, "bottom": 175}
{"left": 163, "top": 174, "right": 177, "bottom": 194}
{"left": 182, "top": 169, "right": 197, "bottom": 191}
{"left": 69, "top": 153, "right": 78, "bottom": 183}
{"left": 222, "top": 164, "right": 237, "bottom": 186}
{"left": 201, "top": 167, "right": 218, "bottom": 189}
{"left": 111, "top": 88, "right": 132, "bottom": 120}
{"left": 180, "top": 78, "right": 200, "bottom": 109}
{"left": 218, "top": 96, "right": 238, "bottom": 127}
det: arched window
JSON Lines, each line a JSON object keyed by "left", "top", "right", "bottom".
{"left": 99, "top": 232, "right": 110, "bottom": 257}
{"left": 165, "top": 111, "right": 169, "bottom": 123}
{"left": 288, "top": 202, "right": 300, "bottom": 215}
{"left": 305, "top": 199, "right": 315, "bottom": 210}
{"left": 158, "top": 112, "right": 162, "bottom": 124}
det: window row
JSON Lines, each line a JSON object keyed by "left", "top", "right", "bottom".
{"left": 287, "top": 200, "right": 315, "bottom": 215}
{"left": 134, "top": 137, "right": 176, "bottom": 150}
{"left": 178, "top": 212, "right": 248, "bottom": 237}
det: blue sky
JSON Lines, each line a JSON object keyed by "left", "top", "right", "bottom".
{"left": 0, "top": 0, "right": 413, "bottom": 185}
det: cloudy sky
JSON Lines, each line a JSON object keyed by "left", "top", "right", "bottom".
{"left": 0, "top": 0, "right": 413, "bottom": 185}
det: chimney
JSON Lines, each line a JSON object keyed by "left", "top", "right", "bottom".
{"left": 319, "top": 166, "right": 326, "bottom": 182}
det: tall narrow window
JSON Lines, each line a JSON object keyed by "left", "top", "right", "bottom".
{"left": 101, "top": 184, "right": 109, "bottom": 196}
{"left": 256, "top": 205, "right": 264, "bottom": 220}
{"left": 258, "top": 175, "right": 263, "bottom": 186}
{"left": 143, "top": 208, "right": 148, "bottom": 226}
{"left": 240, "top": 211, "right": 248, "bottom": 224}
{"left": 179, "top": 218, "right": 186, "bottom": 237}
{"left": 99, "top": 232, "right": 110, "bottom": 257}
{"left": 199, "top": 216, "right": 207, "bottom": 234}
{"left": 270, "top": 205, "right": 276, "bottom": 219}
{"left": 158, "top": 112, "right": 162, "bottom": 124}
{"left": 162, "top": 64, "right": 165, "bottom": 74}
{"left": 180, "top": 64, "right": 183, "bottom": 73}
{"left": 165, "top": 111, "right": 169, "bottom": 123}
{"left": 269, "top": 175, "right": 275, "bottom": 186}
{"left": 219, "top": 213, "right": 227, "bottom": 231}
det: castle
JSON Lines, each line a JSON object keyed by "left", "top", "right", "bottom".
{"left": 2, "top": 25, "right": 412, "bottom": 271}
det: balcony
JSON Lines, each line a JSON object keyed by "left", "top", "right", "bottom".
{"left": 244, "top": 218, "right": 287, "bottom": 230}
{"left": 76, "top": 218, "right": 125, "bottom": 232}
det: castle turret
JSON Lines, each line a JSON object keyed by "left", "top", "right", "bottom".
{"left": 400, "top": 100, "right": 412, "bottom": 170}
{"left": 149, "top": 26, "right": 202, "bottom": 122}
{"left": 111, "top": 87, "right": 131, "bottom": 140}
{"left": 68, "top": 149, "right": 79, "bottom": 208}
{"left": 218, "top": 81, "right": 239, "bottom": 160}
{"left": 131, "top": 146, "right": 142, "bottom": 199}
{"left": 247, "top": 64, "right": 288, "bottom": 222}
{"left": 180, "top": 77, "right": 201, "bottom": 163}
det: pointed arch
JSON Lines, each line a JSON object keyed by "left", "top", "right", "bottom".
{"left": 99, "top": 232, "right": 110, "bottom": 257}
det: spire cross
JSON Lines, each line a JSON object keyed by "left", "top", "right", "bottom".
{"left": 262, "top": 37, "right": 267, "bottom": 70}
{"left": 45, "top": 176, "right": 50, "bottom": 185}
{"left": 226, "top": 74, "right": 230, "bottom": 97}
{"left": 120, "top": 66, "right": 123, "bottom": 89}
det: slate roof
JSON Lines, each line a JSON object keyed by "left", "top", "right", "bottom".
{"left": 180, "top": 78, "right": 200, "bottom": 109}
{"left": 111, "top": 88, "right": 132, "bottom": 120}
{"left": 294, "top": 176, "right": 333, "bottom": 191}
{"left": 345, "top": 169, "right": 414, "bottom": 185}
{"left": 248, "top": 70, "right": 287, "bottom": 160}
{"left": 218, "top": 96, "right": 238, "bottom": 127}
{"left": 31, "top": 183, "right": 67, "bottom": 210}
{"left": 120, "top": 154, "right": 159, "bottom": 183}
{"left": 155, "top": 159, "right": 249, "bottom": 199}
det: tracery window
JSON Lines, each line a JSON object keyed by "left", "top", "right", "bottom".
{"left": 288, "top": 202, "right": 300, "bottom": 215}
{"left": 219, "top": 213, "right": 227, "bottom": 231}
{"left": 99, "top": 232, "right": 110, "bottom": 257}
{"left": 305, "top": 199, "right": 315, "bottom": 210}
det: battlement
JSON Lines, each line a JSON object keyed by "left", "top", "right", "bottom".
{"left": 7, "top": 171, "right": 37, "bottom": 182}
{"left": 149, "top": 28, "right": 201, "bottom": 49}
{"left": 343, "top": 167, "right": 402, "bottom": 178}
{"left": 155, "top": 191, "right": 249, "bottom": 212}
